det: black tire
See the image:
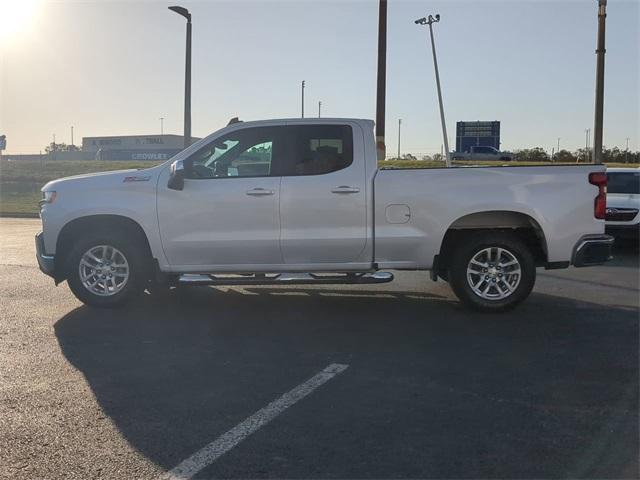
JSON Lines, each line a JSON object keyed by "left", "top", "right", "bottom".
{"left": 448, "top": 231, "right": 536, "bottom": 312}
{"left": 66, "top": 231, "right": 149, "bottom": 308}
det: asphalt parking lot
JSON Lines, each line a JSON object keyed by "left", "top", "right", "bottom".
{"left": 1, "top": 217, "right": 638, "bottom": 479}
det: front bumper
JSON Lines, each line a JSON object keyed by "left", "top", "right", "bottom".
{"left": 572, "top": 234, "right": 614, "bottom": 267}
{"left": 35, "top": 232, "right": 55, "bottom": 278}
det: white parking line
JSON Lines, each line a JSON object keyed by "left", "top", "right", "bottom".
{"left": 157, "top": 363, "right": 349, "bottom": 480}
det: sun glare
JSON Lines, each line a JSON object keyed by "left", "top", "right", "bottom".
{"left": 0, "top": 0, "right": 40, "bottom": 44}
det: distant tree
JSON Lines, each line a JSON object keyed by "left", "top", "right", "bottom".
{"left": 555, "top": 149, "right": 576, "bottom": 163}
{"left": 575, "top": 148, "right": 595, "bottom": 163}
{"left": 514, "top": 147, "right": 549, "bottom": 162}
{"left": 402, "top": 153, "right": 417, "bottom": 161}
{"left": 421, "top": 154, "right": 433, "bottom": 161}
{"left": 45, "top": 142, "right": 80, "bottom": 153}
{"left": 600, "top": 146, "right": 640, "bottom": 164}
{"left": 432, "top": 153, "right": 444, "bottom": 162}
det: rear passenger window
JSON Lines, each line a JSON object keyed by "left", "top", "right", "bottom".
{"left": 286, "top": 125, "right": 353, "bottom": 176}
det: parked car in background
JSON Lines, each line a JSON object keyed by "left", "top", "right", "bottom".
{"left": 605, "top": 168, "right": 640, "bottom": 240}
{"left": 451, "top": 146, "right": 513, "bottom": 162}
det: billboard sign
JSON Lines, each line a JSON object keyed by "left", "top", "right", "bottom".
{"left": 456, "top": 121, "right": 500, "bottom": 153}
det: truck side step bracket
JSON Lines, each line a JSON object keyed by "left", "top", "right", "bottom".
{"left": 177, "top": 271, "right": 394, "bottom": 286}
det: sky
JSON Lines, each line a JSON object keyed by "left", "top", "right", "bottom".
{"left": 0, "top": 0, "right": 638, "bottom": 155}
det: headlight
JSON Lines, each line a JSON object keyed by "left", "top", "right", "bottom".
{"left": 40, "top": 190, "right": 57, "bottom": 205}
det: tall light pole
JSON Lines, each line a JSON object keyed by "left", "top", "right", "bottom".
{"left": 70, "top": 126, "right": 74, "bottom": 147}
{"left": 626, "top": 137, "right": 630, "bottom": 163}
{"left": 593, "top": 0, "right": 607, "bottom": 164}
{"left": 416, "top": 14, "right": 451, "bottom": 167}
{"left": 318, "top": 101, "right": 322, "bottom": 118}
{"left": 375, "top": 0, "right": 387, "bottom": 161}
{"left": 397, "top": 119, "right": 402, "bottom": 159}
{"left": 557, "top": 137, "right": 561, "bottom": 160}
{"left": 583, "top": 129, "right": 590, "bottom": 163}
{"left": 160, "top": 117, "right": 164, "bottom": 136}
{"left": 169, "top": 6, "right": 192, "bottom": 149}
{"left": 301, "top": 80, "right": 305, "bottom": 118}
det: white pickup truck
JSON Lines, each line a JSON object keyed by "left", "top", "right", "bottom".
{"left": 36, "top": 118, "right": 613, "bottom": 312}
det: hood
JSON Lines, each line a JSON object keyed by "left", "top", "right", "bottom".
{"left": 41, "top": 167, "right": 160, "bottom": 192}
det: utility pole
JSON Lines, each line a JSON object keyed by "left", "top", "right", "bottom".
{"left": 169, "top": 6, "right": 192, "bottom": 148}
{"left": 626, "top": 137, "right": 630, "bottom": 163}
{"left": 160, "top": 117, "right": 164, "bottom": 136}
{"left": 318, "top": 101, "right": 322, "bottom": 118}
{"left": 301, "top": 80, "right": 305, "bottom": 118}
{"left": 70, "top": 126, "right": 74, "bottom": 146}
{"left": 593, "top": 0, "right": 607, "bottom": 164}
{"left": 416, "top": 14, "right": 451, "bottom": 167}
{"left": 375, "top": 0, "right": 387, "bottom": 160}
{"left": 397, "top": 119, "right": 402, "bottom": 159}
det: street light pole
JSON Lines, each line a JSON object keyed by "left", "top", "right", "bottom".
{"left": 416, "top": 14, "right": 451, "bottom": 167}
{"left": 593, "top": 0, "right": 607, "bottom": 164}
{"left": 397, "top": 119, "right": 401, "bottom": 159}
{"left": 318, "top": 101, "right": 322, "bottom": 118}
{"left": 301, "top": 80, "right": 305, "bottom": 118}
{"left": 71, "top": 126, "right": 74, "bottom": 147}
{"left": 160, "top": 117, "right": 164, "bottom": 136}
{"left": 169, "top": 6, "right": 192, "bottom": 149}
{"left": 583, "top": 129, "right": 590, "bottom": 163}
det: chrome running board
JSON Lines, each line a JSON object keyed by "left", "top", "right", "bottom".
{"left": 178, "top": 271, "right": 394, "bottom": 286}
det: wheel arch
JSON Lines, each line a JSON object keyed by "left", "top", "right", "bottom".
{"left": 435, "top": 210, "right": 548, "bottom": 280}
{"left": 54, "top": 214, "right": 154, "bottom": 282}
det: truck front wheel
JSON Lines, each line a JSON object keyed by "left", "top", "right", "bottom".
{"left": 66, "top": 232, "right": 148, "bottom": 308}
{"left": 448, "top": 232, "right": 536, "bottom": 312}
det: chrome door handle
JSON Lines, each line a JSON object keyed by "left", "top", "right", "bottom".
{"left": 246, "top": 188, "right": 274, "bottom": 196}
{"left": 331, "top": 186, "right": 360, "bottom": 194}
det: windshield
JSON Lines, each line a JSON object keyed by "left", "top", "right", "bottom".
{"left": 607, "top": 172, "right": 640, "bottom": 194}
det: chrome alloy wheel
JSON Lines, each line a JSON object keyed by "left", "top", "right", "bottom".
{"left": 466, "top": 247, "right": 521, "bottom": 300}
{"left": 78, "top": 245, "right": 130, "bottom": 297}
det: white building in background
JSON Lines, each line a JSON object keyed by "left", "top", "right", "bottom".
{"left": 82, "top": 134, "right": 200, "bottom": 161}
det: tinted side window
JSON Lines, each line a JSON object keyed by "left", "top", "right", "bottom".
{"left": 284, "top": 125, "right": 353, "bottom": 176}
{"left": 186, "top": 127, "right": 280, "bottom": 179}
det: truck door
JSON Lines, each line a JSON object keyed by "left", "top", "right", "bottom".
{"left": 157, "top": 126, "right": 285, "bottom": 267}
{"left": 279, "top": 123, "right": 368, "bottom": 265}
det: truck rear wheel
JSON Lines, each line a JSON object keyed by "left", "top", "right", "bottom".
{"left": 66, "top": 232, "right": 148, "bottom": 308}
{"left": 448, "top": 232, "right": 536, "bottom": 312}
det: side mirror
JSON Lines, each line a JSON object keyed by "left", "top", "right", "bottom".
{"left": 168, "top": 159, "right": 185, "bottom": 190}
